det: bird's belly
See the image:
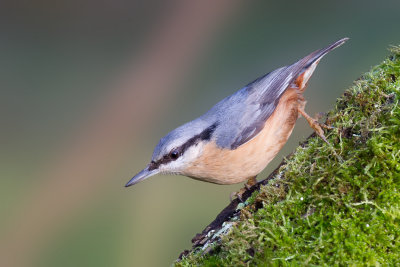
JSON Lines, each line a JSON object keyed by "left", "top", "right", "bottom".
{"left": 184, "top": 88, "right": 300, "bottom": 184}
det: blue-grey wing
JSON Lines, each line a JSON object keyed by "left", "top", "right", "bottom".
{"left": 210, "top": 66, "right": 295, "bottom": 149}
{"left": 209, "top": 38, "right": 348, "bottom": 149}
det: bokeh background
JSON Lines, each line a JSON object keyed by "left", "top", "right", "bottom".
{"left": 1, "top": 0, "right": 400, "bottom": 266}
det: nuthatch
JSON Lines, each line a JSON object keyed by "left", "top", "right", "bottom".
{"left": 126, "top": 38, "right": 348, "bottom": 188}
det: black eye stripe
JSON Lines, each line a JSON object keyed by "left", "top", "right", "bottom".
{"left": 149, "top": 123, "right": 218, "bottom": 170}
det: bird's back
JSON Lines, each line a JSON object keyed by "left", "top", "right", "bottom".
{"left": 202, "top": 38, "right": 348, "bottom": 150}
{"left": 127, "top": 38, "right": 348, "bottom": 187}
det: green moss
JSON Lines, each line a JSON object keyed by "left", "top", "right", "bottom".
{"left": 177, "top": 46, "right": 400, "bottom": 266}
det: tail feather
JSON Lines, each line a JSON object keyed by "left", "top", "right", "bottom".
{"left": 300, "top": 37, "right": 349, "bottom": 68}
{"left": 292, "top": 38, "right": 349, "bottom": 90}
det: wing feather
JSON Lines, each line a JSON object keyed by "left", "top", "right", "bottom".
{"left": 210, "top": 38, "right": 348, "bottom": 149}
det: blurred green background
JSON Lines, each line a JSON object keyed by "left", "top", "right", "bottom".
{"left": 1, "top": 0, "right": 399, "bottom": 266}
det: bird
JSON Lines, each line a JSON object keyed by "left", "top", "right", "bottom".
{"left": 125, "top": 38, "right": 348, "bottom": 190}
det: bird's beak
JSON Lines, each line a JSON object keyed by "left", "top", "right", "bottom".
{"left": 125, "top": 165, "right": 160, "bottom": 187}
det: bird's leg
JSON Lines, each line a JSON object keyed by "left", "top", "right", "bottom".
{"left": 230, "top": 176, "right": 257, "bottom": 202}
{"left": 297, "top": 106, "right": 331, "bottom": 144}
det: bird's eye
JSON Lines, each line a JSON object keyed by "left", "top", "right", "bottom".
{"left": 170, "top": 150, "right": 180, "bottom": 160}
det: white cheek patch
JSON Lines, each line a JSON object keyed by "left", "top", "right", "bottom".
{"left": 159, "top": 142, "right": 206, "bottom": 174}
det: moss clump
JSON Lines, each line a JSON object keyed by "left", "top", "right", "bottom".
{"left": 177, "top": 46, "right": 400, "bottom": 266}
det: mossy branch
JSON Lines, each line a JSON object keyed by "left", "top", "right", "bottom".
{"left": 176, "top": 45, "right": 400, "bottom": 266}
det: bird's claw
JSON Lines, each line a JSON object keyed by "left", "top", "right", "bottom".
{"left": 230, "top": 190, "right": 245, "bottom": 202}
{"left": 230, "top": 177, "right": 257, "bottom": 202}
{"left": 310, "top": 120, "right": 330, "bottom": 144}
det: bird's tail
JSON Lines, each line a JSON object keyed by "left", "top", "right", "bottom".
{"left": 300, "top": 37, "right": 349, "bottom": 69}
{"left": 291, "top": 37, "right": 349, "bottom": 91}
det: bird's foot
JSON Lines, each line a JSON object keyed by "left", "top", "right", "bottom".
{"left": 298, "top": 107, "right": 343, "bottom": 162}
{"left": 230, "top": 177, "right": 257, "bottom": 202}
{"left": 230, "top": 189, "right": 245, "bottom": 202}
{"left": 245, "top": 176, "right": 257, "bottom": 189}
{"left": 298, "top": 108, "right": 332, "bottom": 144}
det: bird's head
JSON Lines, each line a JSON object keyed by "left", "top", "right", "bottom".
{"left": 125, "top": 120, "right": 217, "bottom": 187}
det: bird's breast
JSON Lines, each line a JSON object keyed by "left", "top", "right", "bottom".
{"left": 183, "top": 88, "right": 301, "bottom": 184}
